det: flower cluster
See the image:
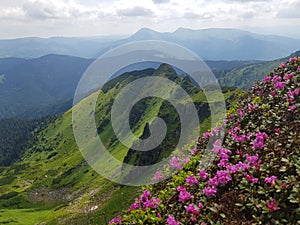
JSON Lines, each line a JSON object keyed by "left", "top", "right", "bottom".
{"left": 109, "top": 57, "right": 300, "bottom": 225}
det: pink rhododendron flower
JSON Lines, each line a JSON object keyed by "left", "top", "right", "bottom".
{"left": 210, "top": 126, "right": 224, "bottom": 135}
{"left": 246, "top": 154, "right": 259, "bottom": 164}
{"left": 109, "top": 215, "right": 122, "bottom": 224}
{"left": 236, "top": 161, "right": 250, "bottom": 171}
{"left": 257, "top": 90, "right": 264, "bottom": 95}
{"left": 216, "top": 170, "right": 232, "bottom": 184}
{"left": 287, "top": 97, "right": 294, "bottom": 103}
{"left": 130, "top": 198, "right": 140, "bottom": 210}
{"left": 186, "top": 203, "right": 199, "bottom": 215}
{"left": 213, "top": 139, "right": 222, "bottom": 149}
{"left": 184, "top": 157, "right": 190, "bottom": 164}
{"left": 199, "top": 169, "right": 208, "bottom": 180}
{"left": 262, "top": 76, "right": 271, "bottom": 82}
{"left": 232, "top": 133, "right": 246, "bottom": 142}
{"left": 236, "top": 149, "right": 243, "bottom": 155}
{"left": 266, "top": 199, "right": 279, "bottom": 212}
{"left": 192, "top": 148, "right": 198, "bottom": 155}
{"left": 280, "top": 62, "right": 286, "bottom": 68}
{"left": 209, "top": 177, "right": 219, "bottom": 187}
{"left": 218, "top": 159, "right": 229, "bottom": 168}
{"left": 237, "top": 108, "right": 244, "bottom": 117}
{"left": 226, "top": 165, "right": 239, "bottom": 174}
{"left": 143, "top": 198, "right": 162, "bottom": 210}
{"left": 228, "top": 114, "right": 234, "bottom": 118}
{"left": 190, "top": 214, "right": 197, "bottom": 223}
{"left": 198, "top": 202, "right": 204, "bottom": 209}
{"left": 238, "top": 134, "right": 247, "bottom": 142}
{"left": 141, "top": 189, "right": 151, "bottom": 202}
{"left": 272, "top": 75, "right": 282, "bottom": 83}
{"left": 234, "top": 126, "right": 240, "bottom": 132}
{"left": 244, "top": 173, "right": 258, "bottom": 183}
{"left": 153, "top": 171, "right": 163, "bottom": 182}
{"left": 218, "top": 151, "right": 230, "bottom": 160}
{"left": 247, "top": 133, "right": 252, "bottom": 141}
{"left": 289, "top": 105, "right": 296, "bottom": 111}
{"left": 275, "top": 128, "right": 281, "bottom": 133}
{"left": 178, "top": 189, "right": 193, "bottom": 202}
{"left": 274, "top": 81, "right": 286, "bottom": 90}
{"left": 288, "top": 88, "right": 300, "bottom": 98}
{"left": 298, "top": 65, "right": 300, "bottom": 71}
{"left": 166, "top": 215, "right": 180, "bottom": 225}
{"left": 288, "top": 93, "right": 295, "bottom": 100}
{"left": 218, "top": 148, "right": 231, "bottom": 158}
{"left": 281, "top": 183, "right": 287, "bottom": 190}
{"left": 253, "top": 160, "right": 262, "bottom": 170}
{"left": 186, "top": 175, "right": 198, "bottom": 185}
{"left": 157, "top": 212, "right": 161, "bottom": 218}
{"left": 271, "top": 91, "right": 276, "bottom": 96}
{"left": 264, "top": 176, "right": 277, "bottom": 185}
{"left": 253, "top": 131, "right": 268, "bottom": 149}
{"left": 284, "top": 73, "right": 294, "bottom": 80}
{"left": 177, "top": 186, "right": 186, "bottom": 192}
{"left": 170, "top": 156, "right": 182, "bottom": 169}
{"left": 203, "top": 132, "right": 210, "bottom": 138}
{"left": 289, "top": 57, "right": 297, "bottom": 63}
{"left": 203, "top": 186, "right": 217, "bottom": 196}
{"left": 247, "top": 103, "right": 258, "bottom": 112}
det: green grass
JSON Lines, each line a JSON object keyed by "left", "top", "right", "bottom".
{"left": 0, "top": 208, "right": 53, "bottom": 225}
{"left": 99, "top": 186, "right": 140, "bottom": 222}
{"left": 0, "top": 66, "right": 243, "bottom": 224}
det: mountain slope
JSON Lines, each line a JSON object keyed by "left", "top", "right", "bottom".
{"left": 0, "top": 36, "right": 121, "bottom": 59}
{"left": 110, "top": 56, "right": 300, "bottom": 224}
{"left": 0, "top": 65, "right": 242, "bottom": 225}
{"left": 219, "top": 50, "right": 300, "bottom": 89}
{"left": 0, "top": 116, "right": 56, "bottom": 166}
{"left": 0, "top": 54, "right": 93, "bottom": 118}
{"left": 0, "top": 53, "right": 257, "bottom": 119}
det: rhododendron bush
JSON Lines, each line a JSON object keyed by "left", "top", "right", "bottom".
{"left": 109, "top": 57, "right": 300, "bottom": 224}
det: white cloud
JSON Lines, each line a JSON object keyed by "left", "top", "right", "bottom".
{"left": 117, "top": 6, "right": 154, "bottom": 17}
{"left": 0, "top": 0, "right": 299, "bottom": 38}
{"left": 0, "top": 7, "right": 25, "bottom": 19}
{"left": 183, "top": 12, "right": 214, "bottom": 19}
{"left": 225, "top": 0, "right": 272, "bottom": 2}
{"left": 277, "top": 0, "right": 300, "bottom": 18}
{"left": 152, "top": 0, "right": 170, "bottom": 4}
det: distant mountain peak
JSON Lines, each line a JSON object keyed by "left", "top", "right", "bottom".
{"left": 153, "top": 63, "right": 177, "bottom": 77}
{"left": 136, "top": 27, "right": 157, "bottom": 33}
{"left": 131, "top": 28, "right": 161, "bottom": 40}
{"left": 174, "top": 27, "right": 192, "bottom": 33}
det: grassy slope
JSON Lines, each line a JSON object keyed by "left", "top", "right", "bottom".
{"left": 0, "top": 65, "right": 242, "bottom": 225}
{"left": 219, "top": 50, "right": 300, "bottom": 89}
{"left": 114, "top": 57, "right": 300, "bottom": 225}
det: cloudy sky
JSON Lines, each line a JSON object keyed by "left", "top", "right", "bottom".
{"left": 0, "top": 0, "right": 300, "bottom": 39}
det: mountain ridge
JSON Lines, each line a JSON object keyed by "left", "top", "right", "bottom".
{"left": 1, "top": 28, "right": 299, "bottom": 60}
{"left": 109, "top": 51, "right": 300, "bottom": 225}
{"left": 0, "top": 63, "right": 242, "bottom": 224}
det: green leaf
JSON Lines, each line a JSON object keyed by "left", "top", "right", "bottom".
{"left": 208, "top": 207, "right": 218, "bottom": 213}
{"left": 281, "top": 158, "right": 289, "bottom": 163}
{"left": 220, "top": 213, "right": 226, "bottom": 218}
{"left": 279, "top": 166, "right": 287, "bottom": 172}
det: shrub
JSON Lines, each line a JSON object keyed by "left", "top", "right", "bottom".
{"left": 109, "top": 57, "right": 300, "bottom": 224}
